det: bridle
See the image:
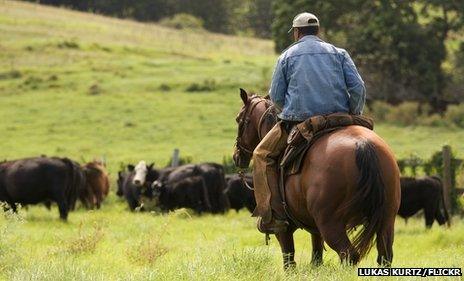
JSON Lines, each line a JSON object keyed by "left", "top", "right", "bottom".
{"left": 235, "top": 96, "right": 272, "bottom": 159}
{"left": 235, "top": 96, "right": 274, "bottom": 190}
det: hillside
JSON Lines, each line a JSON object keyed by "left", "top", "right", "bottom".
{"left": 0, "top": 1, "right": 276, "bottom": 168}
{"left": 0, "top": 2, "right": 463, "bottom": 280}
{"left": 1, "top": 0, "right": 463, "bottom": 174}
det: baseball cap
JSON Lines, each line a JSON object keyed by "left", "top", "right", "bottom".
{"left": 288, "top": 12, "right": 319, "bottom": 33}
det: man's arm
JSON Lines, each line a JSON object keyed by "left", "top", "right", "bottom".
{"left": 269, "top": 57, "right": 287, "bottom": 110}
{"left": 341, "top": 50, "right": 366, "bottom": 115}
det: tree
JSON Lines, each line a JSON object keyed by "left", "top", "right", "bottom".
{"left": 271, "top": 0, "right": 464, "bottom": 111}
{"left": 170, "top": 0, "right": 233, "bottom": 34}
{"left": 247, "top": 0, "right": 273, "bottom": 38}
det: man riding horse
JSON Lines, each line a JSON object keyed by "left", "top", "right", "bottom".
{"left": 253, "top": 12, "right": 366, "bottom": 234}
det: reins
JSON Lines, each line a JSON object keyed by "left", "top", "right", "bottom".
{"left": 238, "top": 170, "right": 254, "bottom": 191}
{"left": 235, "top": 97, "right": 267, "bottom": 156}
{"left": 236, "top": 96, "right": 275, "bottom": 191}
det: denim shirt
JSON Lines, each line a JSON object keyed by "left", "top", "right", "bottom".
{"left": 269, "top": 35, "right": 366, "bottom": 121}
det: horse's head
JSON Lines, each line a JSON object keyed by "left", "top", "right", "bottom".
{"left": 233, "top": 88, "right": 267, "bottom": 168}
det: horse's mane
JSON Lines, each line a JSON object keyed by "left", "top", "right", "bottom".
{"left": 249, "top": 93, "right": 271, "bottom": 101}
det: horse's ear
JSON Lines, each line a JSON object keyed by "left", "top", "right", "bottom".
{"left": 127, "top": 164, "right": 135, "bottom": 171}
{"left": 148, "top": 162, "right": 154, "bottom": 169}
{"left": 240, "top": 88, "right": 249, "bottom": 105}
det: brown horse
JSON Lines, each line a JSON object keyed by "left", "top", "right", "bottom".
{"left": 233, "top": 89, "right": 400, "bottom": 268}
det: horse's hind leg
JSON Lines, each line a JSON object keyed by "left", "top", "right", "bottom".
{"left": 319, "top": 221, "right": 359, "bottom": 265}
{"left": 310, "top": 233, "right": 324, "bottom": 266}
{"left": 376, "top": 216, "right": 395, "bottom": 266}
{"left": 276, "top": 228, "right": 296, "bottom": 270}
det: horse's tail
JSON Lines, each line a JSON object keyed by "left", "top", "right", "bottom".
{"left": 345, "top": 140, "right": 386, "bottom": 260}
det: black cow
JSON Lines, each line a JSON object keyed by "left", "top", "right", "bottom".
{"left": 0, "top": 157, "right": 86, "bottom": 220}
{"left": 133, "top": 162, "right": 230, "bottom": 214}
{"left": 117, "top": 162, "right": 172, "bottom": 211}
{"left": 116, "top": 170, "right": 128, "bottom": 197}
{"left": 117, "top": 164, "right": 144, "bottom": 211}
{"left": 399, "top": 176, "right": 450, "bottom": 228}
{"left": 224, "top": 173, "right": 255, "bottom": 213}
{"left": 157, "top": 163, "right": 229, "bottom": 214}
{"left": 149, "top": 176, "right": 212, "bottom": 213}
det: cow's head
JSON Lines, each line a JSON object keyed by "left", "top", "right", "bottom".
{"left": 132, "top": 161, "right": 154, "bottom": 187}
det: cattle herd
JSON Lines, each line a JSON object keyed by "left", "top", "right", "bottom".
{"left": 0, "top": 156, "right": 108, "bottom": 220}
{"left": 0, "top": 155, "right": 451, "bottom": 228}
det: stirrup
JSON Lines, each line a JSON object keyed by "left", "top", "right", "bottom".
{"left": 257, "top": 217, "right": 289, "bottom": 234}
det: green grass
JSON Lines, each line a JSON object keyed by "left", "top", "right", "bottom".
{"left": 0, "top": 1, "right": 464, "bottom": 280}
{"left": 0, "top": 203, "right": 463, "bottom": 281}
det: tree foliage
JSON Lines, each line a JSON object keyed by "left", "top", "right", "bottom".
{"left": 30, "top": 0, "right": 273, "bottom": 37}
{"left": 272, "top": 0, "right": 464, "bottom": 111}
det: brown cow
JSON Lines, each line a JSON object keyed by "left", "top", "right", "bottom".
{"left": 80, "top": 161, "right": 109, "bottom": 209}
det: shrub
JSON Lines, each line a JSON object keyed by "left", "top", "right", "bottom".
{"left": 444, "top": 104, "right": 464, "bottom": 128}
{"left": 368, "top": 101, "right": 392, "bottom": 122}
{"left": 56, "top": 40, "right": 80, "bottom": 49}
{"left": 165, "top": 155, "right": 192, "bottom": 167}
{"left": 48, "top": 75, "right": 58, "bottom": 81}
{"left": 385, "top": 102, "right": 419, "bottom": 126}
{"left": 23, "top": 76, "right": 43, "bottom": 90}
{"left": 186, "top": 79, "right": 216, "bottom": 92}
{"left": 366, "top": 101, "right": 464, "bottom": 128}
{"left": 421, "top": 114, "right": 447, "bottom": 127}
{"left": 66, "top": 224, "right": 104, "bottom": 254}
{"left": 0, "top": 70, "right": 22, "bottom": 80}
{"left": 127, "top": 238, "right": 168, "bottom": 266}
{"left": 88, "top": 84, "right": 102, "bottom": 95}
{"left": 159, "top": 13, "right": 204, "bottom": 30}
{"left": 159, "top": 83, "right": 171, "bottom": 92}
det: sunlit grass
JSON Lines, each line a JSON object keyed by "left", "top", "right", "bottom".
{"left": 0, "top": 202, "right": 463, "bottom": 280}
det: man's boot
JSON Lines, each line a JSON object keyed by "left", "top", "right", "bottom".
{"left": 252, "top": 122, "right": 289, "bottom": 234}
{"left": 255, "top": 168, "right": 288, "bottom": 234}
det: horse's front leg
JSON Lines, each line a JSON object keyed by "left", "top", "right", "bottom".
{"left": 311, "top": 232, "right": 324, "bottom": 266}
{"left": 275, "top": 228, "right": 296, "bottom": 270}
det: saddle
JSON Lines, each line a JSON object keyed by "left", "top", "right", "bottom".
{"left": 280, "top": 113, "right": 374, "bottom": 175}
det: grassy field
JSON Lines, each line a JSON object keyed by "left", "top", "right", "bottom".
{"left": 0, "top": 204, "right": 463, "bottom": 281}
{"left": 0, "top": 1, "right": 464, "bottom": 280}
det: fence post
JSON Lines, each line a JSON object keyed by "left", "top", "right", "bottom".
{"left": 442, "top": 145, "right": 452, "bottom": 216}
{"left": 171, "top": 148, "right": 180, "bottom": 167}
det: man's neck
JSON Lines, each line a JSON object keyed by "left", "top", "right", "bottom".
{"left": 297, "top": 34, "right": 319, "bottom": 41}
